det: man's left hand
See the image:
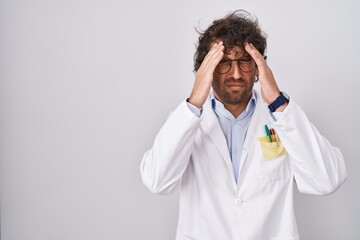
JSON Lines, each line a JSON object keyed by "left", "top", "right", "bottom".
{"left": 245, "top": 43, "right": 288, "bottom": 112}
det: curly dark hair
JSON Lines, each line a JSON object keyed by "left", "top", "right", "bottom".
{"left": 193, "top": 10, "right": 267, "bottom": 72}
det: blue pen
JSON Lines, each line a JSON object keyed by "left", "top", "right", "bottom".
{"left": 265, "top": 124, "right": 272, "bottom": 142}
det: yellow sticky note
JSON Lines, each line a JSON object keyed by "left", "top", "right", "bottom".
{"left": 258, "top": 136, "right": 286, "bottom": 159}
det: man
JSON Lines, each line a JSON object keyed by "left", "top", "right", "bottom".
{"left": 140, "top": 10, "right": 346, "bottom": 240}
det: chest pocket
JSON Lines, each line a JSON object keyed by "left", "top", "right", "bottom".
{"left": 258, "top": 156, "right": 291, "bottom": 183}
{"left": 256, "top": 142, "right": 292, "bottom": 183}
{"left": 255, "top": 135, "right": 291, "bottom": 183}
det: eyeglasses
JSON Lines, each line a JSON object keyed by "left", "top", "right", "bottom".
{"left": 215, "top": 56, "right": 256, "bottom": 74}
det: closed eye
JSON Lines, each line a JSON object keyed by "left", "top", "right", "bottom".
{"left": 240, "top": 56, "right": 252, "bottom": 62}
{"left": 218, "top": 59, "right": 231, "bottom": 65}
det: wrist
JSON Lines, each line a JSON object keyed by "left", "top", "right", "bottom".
{"left": 275, "top": 102, "right": 288, "bottom": 112}
{"left": 187, "top": 96, "right": 203, "bottom": 109}
{"left": 268, "top": 91, "right": 290, "bottom": 112}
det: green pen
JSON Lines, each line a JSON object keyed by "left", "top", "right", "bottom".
{"left": 265, "top": 124, "right": 272, "bottom": 142}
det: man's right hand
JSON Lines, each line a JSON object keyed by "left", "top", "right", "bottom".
{"left": 188, "top": 41, "right": 224, "bottom": 108}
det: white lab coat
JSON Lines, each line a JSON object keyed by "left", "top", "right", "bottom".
{"left": 140, "top": 91, "right": 347, "bottom": 240}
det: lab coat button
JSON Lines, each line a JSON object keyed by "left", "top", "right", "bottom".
{"left": 236, "top": 199, "right": 243, "bottom": 206}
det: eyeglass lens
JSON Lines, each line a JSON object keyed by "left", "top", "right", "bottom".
{"left": 215, "top": 58, "right": 256, "bottom": 74}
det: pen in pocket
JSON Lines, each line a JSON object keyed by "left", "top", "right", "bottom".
{"left": 264, "top": 124, "right": 272, "bottom": 142}
{"left": 270, "top": 128, "right": 280, "bottom": 146}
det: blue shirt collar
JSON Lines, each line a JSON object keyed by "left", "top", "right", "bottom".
{"left": 210, "top": 90, "right": 257, "bottom": 120}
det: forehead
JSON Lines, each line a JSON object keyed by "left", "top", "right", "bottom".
{"left": 224, "top": 46, "right": 247, "bottom": 57}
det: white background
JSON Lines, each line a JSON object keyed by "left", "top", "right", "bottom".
{"left": 0, "top": 0, "right": 359, "bottom": 239}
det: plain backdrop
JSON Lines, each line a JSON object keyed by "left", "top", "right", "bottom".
{"left": 0, "top": 0, "right": 359, "bottom": 239}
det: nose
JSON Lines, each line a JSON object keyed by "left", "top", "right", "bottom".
{"left": 228, "top": 61, "right": 242, "bottom": 79}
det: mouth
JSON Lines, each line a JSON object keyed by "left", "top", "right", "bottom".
{"left": 226, "top": 83, "right": 246, "bottom": 90}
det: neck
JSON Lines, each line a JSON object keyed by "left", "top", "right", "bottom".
{"left": 223, "top": 100, "right": 249, "bottom": 118}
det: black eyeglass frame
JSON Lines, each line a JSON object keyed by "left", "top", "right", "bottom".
{"left": 214, "top": 55, "right": 267, "bottom": 74}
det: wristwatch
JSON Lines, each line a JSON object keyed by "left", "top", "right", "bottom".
{"left": 268, "top": 91, "right": 290, "bottom": 112}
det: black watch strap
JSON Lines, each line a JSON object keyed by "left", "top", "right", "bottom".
{"left": 268, "top": 92, "right": 290, "bottom": 112}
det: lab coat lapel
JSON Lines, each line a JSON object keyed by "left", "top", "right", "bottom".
{"left": 238, "top": 95, "right": 268, "bottom": 178}
{"left": 200, "top": 99, "right": 233, "bottom": 173}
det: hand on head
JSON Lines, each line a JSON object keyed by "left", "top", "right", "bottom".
{"left": 245, "top": 43, "right": 281, "bottom": 105}
{"left": 188, "top": 41, "right": 225, "bottom": 108}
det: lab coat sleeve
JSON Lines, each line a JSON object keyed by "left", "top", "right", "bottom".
{"left": 270, "top": 100, "right": 347, "bottom": 195}
{"left": 140, "top": 100, "right": 201, "bottom": 195}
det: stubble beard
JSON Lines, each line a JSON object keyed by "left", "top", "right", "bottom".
{"left": 214, "top": 78, "right": 254, "bottom": 105}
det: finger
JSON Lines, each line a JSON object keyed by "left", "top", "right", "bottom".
{"left": 209, "top": 43, "right": 224, "bottom": 66}
{"left": 207, "top": 41, "right": 224, "bottom": 61}
{"left": 244, "top": 42, "right": 266, "bottom": 67}
{"left": 200, "top": 42, "right": 224, "bottom": 71}
{"left": 209, "top": 39, "right": 223, "bottom": 49}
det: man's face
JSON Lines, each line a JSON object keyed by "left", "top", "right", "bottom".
{"left": 212, "top": 46, "right": 257, "bottom": 106}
